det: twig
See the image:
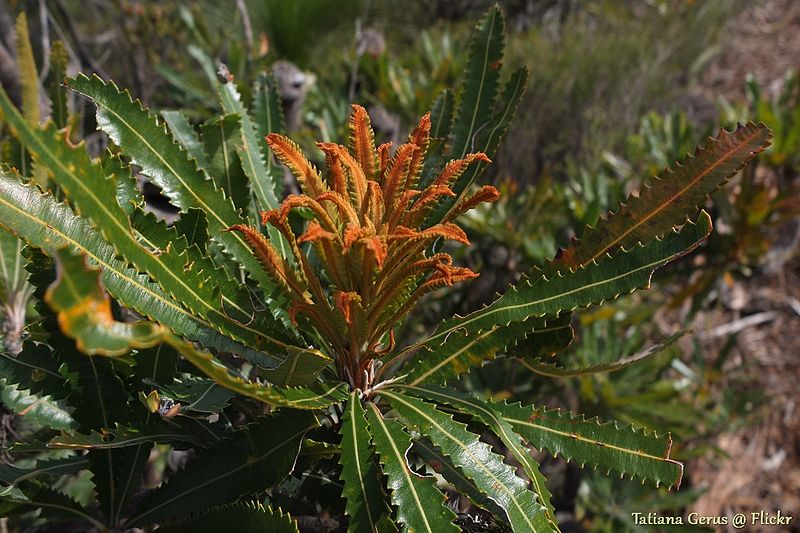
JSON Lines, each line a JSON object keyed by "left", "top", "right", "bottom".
{"left": 699, "top": 311, "right": 778, "bottom": 340}
{"left": 51, "top": 0, "right": 109, "bottom": 78}
{"left": 236, "top": 0, "right": 254, "bottom": 57}
{"left": 38, "top": 0, "right": 50, "bottom": 79}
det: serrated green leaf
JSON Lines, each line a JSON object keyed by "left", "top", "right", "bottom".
{"left": 450, "top": 5, "right": 505, "bottom": 161}
{"left": 415, "top": 213, "right": 712, "bottom": 364}
{"left": 437, "top": 66, "right": 529, "bottom": 223}
{"left": 411, "top": 438, "right": 506, "bottom": 520}
{"left": 155, "top": 373, "right": 234, "bottom": 413}
{"left": 66, "top": 74, "right": 278, "bottom": 294}
{"left": 339, "top": 392, "right": 394, "bottom": 533}
{"left": 553, "top": 122, "right": 771, "bottom": 269}
{"left": 8, "top": 481, "right": 104, "bottom": 528}
{"left": 156, "top": 501, "right": 299, "bottom": 533}
{"left": 0, "top": 342, "right": 68, "bottom": 398}
{"left": 382, "top": 391, "right": 553, "bottom": 532}
{"left": 419, "top": 88, "right": 455, "bottom": 188}
{"left": 14, "top": 13, "right": 39, "bottom": 127}
{"left": 0, "top": 456, "right": 88, "bottom": 489}
{"left": 396, "top": 385, "right": 558, "bottom": 529}
{"left": 365, "top": 402, "right": 458, "bottom": 533}
{"left": 133, "top": 343, "right": 179, "bottom": 386}
{"left": 201, "top": 113, "right": 250, "bottom": 212}
{"left": 0, "top": 168, "right": 270, "bottom": 361}
{"left": 0, "top": 384, "right": 75, "bottom": 431}
{"left": 262, "top": 349, "right": 332, "bottom": 386}
{"left": 168, "top": 335, "right": 348, "bottom": 409}
{"left": 0, "top": 89, "right": 293, "bottom": 355}
{"left": 47, "top": 421, "right": 218, "bottom": 450}
{"left": 219, "top": 80, "right": 280, "bottom": 209}
{"left": 161, "top": 109, "right": 209, "bottom": 169}
{"left": 46, "top": 41, "right": 69, "bottom": 129}
{"left": 172, "top": 207, "right": 209, "bottom": 251}
{"left": 402, "top": 316, "right": 565, "bottom": 387}
{"left": 515, "top": 314, "right": 574, "bottom": 359}
{"left": 0, "top": 218, "right": 28, "bottom": 295}
{"left": 218, "top": 79, "right": 292, "bottom": 260}
{"left": 517, "top": 330, "right": 685, "bottom": 377}
{"left": 51, "top": 336, "right": 128, "bottom": 434}
{"left": 47, "top": 248, "right": 164, "bottom": 355}
{"left": 128, "top": 410, "right": 317, "bottom": 527}
{"left": 491, "top": 400, "right": 683, "bottom": 489}
{"left": 42, "top": 246, "right": 343, "bottom": 409}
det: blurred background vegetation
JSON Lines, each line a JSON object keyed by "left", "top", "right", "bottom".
{"left": 1, "top": 0, "right": 798, "bottom": 530}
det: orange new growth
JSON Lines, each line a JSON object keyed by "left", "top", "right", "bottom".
{"left": 230, "top": 105, "right": 499, "bottom": 389}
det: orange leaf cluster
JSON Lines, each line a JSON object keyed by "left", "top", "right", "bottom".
{"left": 229, "top": 105, "right": 498, "bottom": 387}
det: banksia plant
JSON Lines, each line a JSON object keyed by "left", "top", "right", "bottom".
{"left": 229, "top": 106, "right": 498, "bottom": 391}
{"left": 0, "top": 6, "right": 771, "bottom": 532}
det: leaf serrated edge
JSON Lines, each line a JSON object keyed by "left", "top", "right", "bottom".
{"left": 491, "top": 399, "right": 684, "bottom": 489}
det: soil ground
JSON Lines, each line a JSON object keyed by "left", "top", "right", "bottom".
{"left": 687, "top": 1, "right": 800, "bottom": 529}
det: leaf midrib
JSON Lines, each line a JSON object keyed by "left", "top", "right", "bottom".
{"left": 367, "top": 404, "right": 434, "bottom": 533}
{"left": 398, "top": 386, "right": 558, "bottom": 527}
{"left": 383, "top": 391, "right": 536, "bottom": 531}
{"left": 423, "top": 246, "right": 676, "bottom": 349}
{"left": 584, "top": 126, "right": 764, "bottom": 265}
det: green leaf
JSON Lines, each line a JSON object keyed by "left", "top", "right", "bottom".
{"left": 0, "top": 87, "right": 292, "bottom": 355}
{"left": 161, "top": 109, "right": 209, "bottom": 169}
{"left": 0, "top": 225, "right": 28, "bottom": 296}
{"left": 66, "top": 74, "right": 278, "bottom": 293}
{"left": 553, "top": 122, "right": 771, "bottom": 269}
{"left": 128, "top": 410, "right": 317, "bottom": 527}
{"left": 47, "top": 248, "right": 164, "bottom": 355}
{"left": 126, "top": 206, "right": 259, "bottom": 328}
{"left": 365, "top": 402, "right": 458, "bottom": 533}
{"left": 0, "top": 168, "right": 269, "bottom": 361}
{"left": 515, "top": 314, "right": 574, "bottom": 359}
{"left": 218, "top": 79, "right": 292, "bottom": 260}
{"left": 105, "top": 442, "right": 152, "bottom": 526}
{"left": 47, "top": 421, "right": 217, "bottom": 450}
{"left": 219, "top": 80, "right": 281, "bottom": 209}
{"left": 0, "top": 384, "right": 75, "bottom": 431}
{"left": 339, "top": 392, "right": 394, "bottom": 533}
{"left": 0, "top": 342, "right": 67, "bottom": 398}
{"left": 410, "top": 438, "right": 506, "bottom": 519}
{"left": 0, "top": 456, "right": 88, "bottom": 490}
{"left": 402, "top": 316, "right": 564, "bottom": 386}
{"left": 415, "top": 212, "right": 712, "bottom": 362}
{"left": 156, "top": 501, "right": 299, "bottom": 533}
{"left": 382, "top": 391, "right": 554, "bottom": 532}
{"left": 46, "top": 41, "right": 69, "bottom": 129}
{"left": 154, "top": 373, "right": 234, "bottom": 413}
{"left": 7, "top": 481, "right": 104, "bottom": 529}
{"left": 14, "top": 13, "right": 39, "bottom": 126}
{"left": 420, "top": 88, "right": 455, "bottom": 188}
{"left": 490, "top": 400, "right": 683, "bottom": 489}
{"left": 201, "top": 113, "right": 250, "bottom": 212}
{"left": 252, "top": 72, "right": 286, "bottom": 163}
{"left": 437, "top": 66, "right": 529, "bottom": 223}
{"left": 397, "top": 385, "right": 557, "bottom": 528}
{"left": 133, "top": 343, "right": 179, "bottom": 386}
{"left": 53, "top": 340, "right": 128, "bottom": 434}
{"left": 172, "top": 207, "right": 209, "bottom": 252}
{"left": 43, "top": 246, "right": 343, "bottom": 409}
{"left": 450, "top": 5, "right": 505, "bottom": 161}
{"left": 168, "top": 335, "right": 348, "bottom": 410}
{"left": 517, "top": 330, "right": 685, "bottom": 377}
{"left": 262, "top": 349, "right": 332, "bottom": 386}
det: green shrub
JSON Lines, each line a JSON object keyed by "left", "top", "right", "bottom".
{"left": 0, "top": 6, "right": 770, "bottom": 531}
